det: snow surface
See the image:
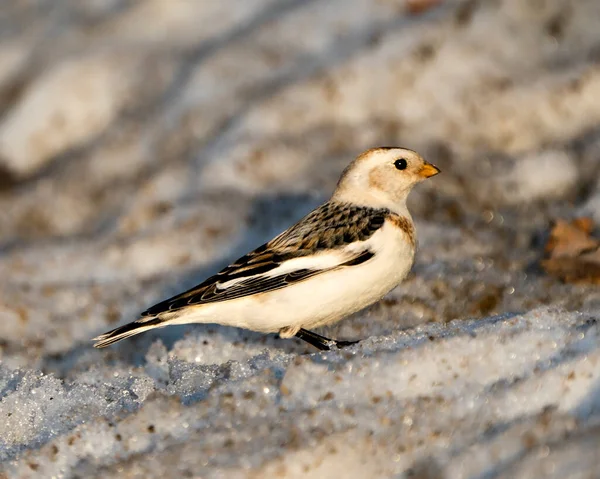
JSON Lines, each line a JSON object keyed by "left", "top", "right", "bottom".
{"left": 1, "top": 0, "right": 600, "bottom": 477}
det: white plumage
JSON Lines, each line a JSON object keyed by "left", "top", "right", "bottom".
{"left": 93, "top": 147, "right": 439, "bottom": 350}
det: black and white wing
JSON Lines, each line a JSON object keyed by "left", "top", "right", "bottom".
{"left": 141, "top": 202, "right": 387, "bottom": 317}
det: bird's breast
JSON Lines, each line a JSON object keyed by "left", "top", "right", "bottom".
{"left": 359, "top": 221, "right": 416, "bottom": 293}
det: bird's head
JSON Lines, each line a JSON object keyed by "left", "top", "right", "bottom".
{"left": 332, "top": 147, "right": 440, "bottom": 211}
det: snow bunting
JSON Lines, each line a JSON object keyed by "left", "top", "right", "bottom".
{"left": 93, "top": 147, "right": 440, "bottom": 351}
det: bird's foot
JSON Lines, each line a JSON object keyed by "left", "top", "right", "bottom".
{"left": 295, "top": 328, "right": 359, "bottom": 351}
{"left": 330, "top": 339, "right": 360, "bottom": 349}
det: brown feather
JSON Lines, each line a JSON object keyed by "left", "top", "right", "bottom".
{"left": 387, "top": 213, "right": 416, "bottom": 247}
{"left": 140, "top": 202, "right": 391, "bottom": 317}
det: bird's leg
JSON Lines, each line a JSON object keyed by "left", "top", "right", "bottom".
{"left": 295, "top": 328, "right": 359, "bottom": 351}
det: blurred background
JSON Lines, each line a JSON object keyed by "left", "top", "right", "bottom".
{"left": 1, "top": 0, "right": 600, "bottom": 477}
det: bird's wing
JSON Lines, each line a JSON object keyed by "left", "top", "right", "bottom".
{"left": 141, "top": 202, "right": 387, "bottom": 316}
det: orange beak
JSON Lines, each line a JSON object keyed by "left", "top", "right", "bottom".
{"left": 418, "top": 162, "right": 441, "bottom": 178}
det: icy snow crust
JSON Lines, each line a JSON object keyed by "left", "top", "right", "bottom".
{"left": 2, "top": 310, "right": 600, "bottom": 478}
{"left": 1, "top": 0, "right": 600, "bottom": 477}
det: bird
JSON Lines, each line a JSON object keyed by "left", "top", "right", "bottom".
{"left": 93, "top": 147, "right": 440, "bottom": 351}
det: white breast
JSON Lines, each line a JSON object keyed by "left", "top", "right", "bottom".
{"left": 297, "top": 220, "right": 415, "bottom": 329}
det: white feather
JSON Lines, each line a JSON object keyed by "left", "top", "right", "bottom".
{"left": 169, "top": 221, "right": 413, "bottom": 334}
{"left": 93, "top": 146, "right": 439, "bottom": 348}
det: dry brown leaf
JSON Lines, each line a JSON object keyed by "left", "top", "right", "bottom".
{"left": 406, "top": 0, "right": 444, "bottom": 15}
{"left": 541, "top": 218, "right": 600, "bottom": 284}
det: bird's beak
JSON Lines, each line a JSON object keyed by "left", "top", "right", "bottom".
{"left": 418, "top": 162, "right": 441, "bottom": 178}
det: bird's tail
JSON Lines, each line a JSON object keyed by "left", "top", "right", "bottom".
{"left": 92, "top": 317, "right": 163, "bottom": 348}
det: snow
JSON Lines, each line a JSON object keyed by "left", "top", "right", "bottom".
{"left": 0, "top": 53, "right": 140, "bottom": 178}
{"left": 1, "top": 0, "right": 600, "bottom": 477}
{"left": 2, "top": 310, "right": 600, "bottom": 477}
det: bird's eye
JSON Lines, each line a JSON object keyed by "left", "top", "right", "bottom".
{"left": 394, "top": 158, "right": 407, "bottom": 170}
